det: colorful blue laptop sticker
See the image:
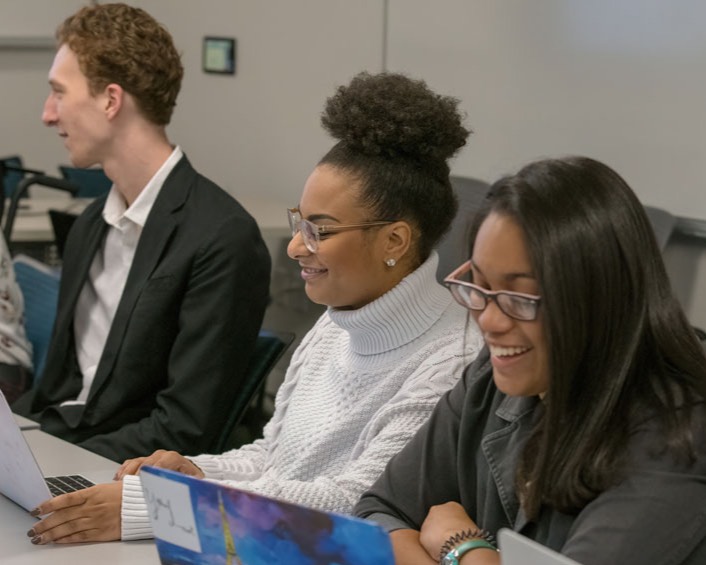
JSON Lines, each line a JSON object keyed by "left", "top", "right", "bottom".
{"left": 140, "top": 466, "right": 394, "bottom": 565}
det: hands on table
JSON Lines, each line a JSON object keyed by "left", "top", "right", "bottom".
{"left": 114, "top": 449, "right": 204, "bottom": 480}
{"left": 28, "top": 449, "right": 203, "bottom": 544}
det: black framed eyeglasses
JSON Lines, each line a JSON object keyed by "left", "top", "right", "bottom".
{"left": 287, "top": 207, "right": 394, "bottom": 253}
{"left": 443, "top": 260, "right": 542, "bottom": 321}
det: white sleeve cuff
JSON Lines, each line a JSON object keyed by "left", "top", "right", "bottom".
{"left": 120, "top": 474, "right": 153, "bottom": 540}
{"left": 188, "top": 455, "right": 225, "bottom": 480}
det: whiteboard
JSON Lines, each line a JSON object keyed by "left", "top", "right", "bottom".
{"left": 387, "top": 0, "right": 706, "bottom": 219}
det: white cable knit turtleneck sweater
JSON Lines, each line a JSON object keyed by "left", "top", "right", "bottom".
{"left": 121, "top": 252, "right": 483, "bottom": 539}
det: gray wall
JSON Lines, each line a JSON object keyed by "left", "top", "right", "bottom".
{"left": 387, "top": 0, "right": 706, "bottom": 220}
{"left": 0, "top": 0, "right": 385, "bottom": 227}
{"left": 384, "top": 0, "right": 706, "bottom": 330}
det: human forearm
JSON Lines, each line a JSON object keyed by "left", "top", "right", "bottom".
{"left": 407, "top": 527, "right": 500, "bottom": 565}
{"left": 189, "top": 438, "right": 269, "bottom": 481}
{"left": 220, "top": 472, "right": 368, "bottom": 514}
{"left": 391, "top": 529, "right": 437, "bottom": 565}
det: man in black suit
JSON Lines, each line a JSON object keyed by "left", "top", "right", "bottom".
{"left": 13, "top": 3, "right": 271, "bottom": 462}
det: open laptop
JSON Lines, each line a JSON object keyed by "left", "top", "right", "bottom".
{"left": 499, "top": 529, "right": 583, "bottom": 565}
{"left": 141, "top": 466, "right": 394, "bottom": 565}
{"left": 0, "top": 391, "right": 94, "bottom": 512}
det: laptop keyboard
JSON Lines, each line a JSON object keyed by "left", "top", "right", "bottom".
{"left": 45, "top": 475, "right": 95, "bottom": 497}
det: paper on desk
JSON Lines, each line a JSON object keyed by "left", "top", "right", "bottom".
{"left": 140, "top": 471, "right": 202, "bottom": 553}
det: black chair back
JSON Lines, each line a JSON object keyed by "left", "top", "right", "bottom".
{"left": 211, "top": 329, "right": 295, "bottom": 453}
{"left": 48, "top": 210, "right": 79, "bottom": 259}
{"left": 435, "top": 175, "right": 490, "bottom": 282}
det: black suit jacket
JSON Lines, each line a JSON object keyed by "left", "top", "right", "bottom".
{"left": 14, "top": 156, "right": 271, "bottom": 462}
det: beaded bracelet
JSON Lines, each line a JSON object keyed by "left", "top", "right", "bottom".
{"left": 438, "top": 528, "right": 496, "bottom": 562}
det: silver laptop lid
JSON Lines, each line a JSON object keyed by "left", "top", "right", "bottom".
{"left": 0, "top": 391, "right": 52, "bottom": 511}
{"left": 499, "top": 529, "right": 583, "bottom": 565}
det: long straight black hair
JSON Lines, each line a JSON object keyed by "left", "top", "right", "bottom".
{"left": 469, "top": 156, "right": 706, "bottom": 518}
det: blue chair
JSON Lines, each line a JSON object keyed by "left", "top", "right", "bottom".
{"left": 12, "top": 255, "right": 60, "bottom": 383}
{"left": 212, "top": 329, "right": 295, "bottom": 452}
{"left": 59, "top": 165, "right": 112, "bottom": 198}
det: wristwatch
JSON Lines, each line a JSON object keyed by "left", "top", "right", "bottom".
{"left": 440, "top": 539, "right": 498, "bottom": 565}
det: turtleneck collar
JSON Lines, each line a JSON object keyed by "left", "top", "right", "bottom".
{"left": 327, "top": 252, "right": 452, "bottom": 356}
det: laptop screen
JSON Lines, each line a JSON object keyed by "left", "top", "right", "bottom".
{"left": 141, "top": 466, "right": 394, "bottom": 565}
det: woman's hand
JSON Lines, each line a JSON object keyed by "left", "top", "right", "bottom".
{"left": 420, "top": 501, "right": 479, "bottom": 560}
{"left": 27, "top": 481, "right": 123, "bottom": 544}
{"left": 390, "top": 529, "right": 438, "bottom": 565}
{"left": 114, "top": 449, "right": 204, "bottom": 480}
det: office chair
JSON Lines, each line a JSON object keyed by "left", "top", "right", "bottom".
{"left": 3, "top": 175, "right": 78, "bottom": 248}
{"left": 693, "top": 326, "right": 706, "bottom": 351}
{"left": 0, "top": 156, "right": 44, "bottom": 220}
{"left": 643, "top": 205, "right": 677, "bottom": 252}
{"left": 435, "top": 181, "right": 675, "bottom": 283}
{"left": 59, "top": 165, "right": 112, "bottom": 198}
{"left": 211, "top": 329, "right": 295, "bottom": 453}
{"left": 0, "top": 156, "right": 44, "bottom": 199}
{"left": 12, "top": 255, "right": 60, "bottom": 383}
{"left": 48, "top": 209, "right": 79, "bottom": 259}
{"left": 435, "top": 175, "right": 490, "bottom": 283}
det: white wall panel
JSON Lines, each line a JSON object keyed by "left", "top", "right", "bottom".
{"left": 387, "top": 0, "right": 706, "bottom": 220}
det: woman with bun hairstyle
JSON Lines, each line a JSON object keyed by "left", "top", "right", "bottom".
{"left": 355, "top": 156, "right": 706, "bottom": 565}
{"left": 27, "top": 72, "right": 484, "bottom": 544}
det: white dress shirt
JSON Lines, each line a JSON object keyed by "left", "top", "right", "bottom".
{"left": 66, "top": 147, "right": 183, "bottom": 405}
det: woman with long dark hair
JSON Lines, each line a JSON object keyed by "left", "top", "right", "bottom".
{"left": 355, "top": 156, "right": 706, "bottom": 565}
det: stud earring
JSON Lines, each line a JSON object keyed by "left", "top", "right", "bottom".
{"left": 385, "top": 258, "right": 397, "bottom": 267}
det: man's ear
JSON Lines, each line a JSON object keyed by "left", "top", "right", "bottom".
{"left": 381, "top": 221, "right": 413, "bottom": 264}
{"left": 104, "top": 83, "right": 124, "bottom": 120}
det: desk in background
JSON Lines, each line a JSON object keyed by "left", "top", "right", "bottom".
{"left": 2, "top": 429, "right": 158, "bottom": 564}
{"left": 6, "top": 196, "right": 91, "bottom": 242}
{"left": 5, "top": 196, "right": 92, "bottom": 264}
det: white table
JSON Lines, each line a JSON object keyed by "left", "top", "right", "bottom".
{"left": 13, "top": 412, "right": 40, "bottom": 430}
{"left": 9, "top": 195, "right": 291, "bottom": 242}
{"left": 1, "top": 430, "right": 159, "bottom": 564}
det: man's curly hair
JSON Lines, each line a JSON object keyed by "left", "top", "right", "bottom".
{"left": 57, "top": 3, "right": 183, "bottom": 126}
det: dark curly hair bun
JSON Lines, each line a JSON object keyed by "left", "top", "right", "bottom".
{"left": 322, "top": 72, "right": 469, "bottom": 165}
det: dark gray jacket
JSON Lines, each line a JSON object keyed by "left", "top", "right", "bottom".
{"left": 355, "top": 349, "right": 706, "bottom": 565}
